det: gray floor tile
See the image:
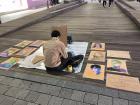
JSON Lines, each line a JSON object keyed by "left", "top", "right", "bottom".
{"left": 13, "top": 99, "right": 28, "bottom": 105}
{"left": 10, "top": 79, "right": 23, "bottom": 87}
{"left": 129, "top": 101, "right": 140, "bottom": 105}
{"left": 29, "top": 82, "right": 41, "bottom": 91}
{"left": 0, "top": 95, "right": 7, "bottom": 103}
{"left": 0, "top": 84, "right": 10, "bottom": 94}
{"left": 113, "top": 98, "right": 128, "bottom": 105}
{"left": 77, "top": 102, "right": 91, "bottom": 105}
{"left": 16, "top": 89, "right": 30, "bottom": 100}
{"left": 98, "top": 95, "right": 112, "bottom": 105}
{"left": 0, "top": 77, "right": 14, "bottom": 85}
{"left": 0, "top": 76, "right": 5, "bottom": 82}
{"left": 19, "top": 80, "right": 32, "bottom": 89}
{"left": 39, "top": 84, "right": 61, "bottom": 96}
{"left": 71, "top": 90, "right": 85, "bottom": 102}
{"left": 84, "top": 93, "right": 98, "bottom": 105}
{"left": 59, "top": 88, "right": 73, "bottom": 99}
{"left": 5, "top": 87, "right": 30, "bottom": 99}
{"left": 27, "top": 102, "right": 38, "bottom": 105}
{"left": 0, "top": 96, "right": 16, "bottom": 105}
{"left": 119, "top": 91, "right": 140, "bottom": 102}
{"left": 25, "top": 91, "right": 41, "bottom": 103}
{"left": 36, "top": 94, "right": 51, "bottom": 105}
{"left": 48, "top": 96, "right": 63, "bottom": 105}
{"left": 5, "top": 87, "right": 21, "bottom": 97}
{"left": 62, "top": 99, "right": 77, "bottom": 105}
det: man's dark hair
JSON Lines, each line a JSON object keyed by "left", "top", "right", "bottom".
{"left": 51, "top": 30, "right": 61, "bottom": 37}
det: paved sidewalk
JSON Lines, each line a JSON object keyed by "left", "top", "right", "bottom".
{"left": 0, "top": 75, "right": 140, "bottom": 105}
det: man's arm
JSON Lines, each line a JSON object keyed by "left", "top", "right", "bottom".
{"left": 59, "top": 42, "right": 68, "bottom": 59}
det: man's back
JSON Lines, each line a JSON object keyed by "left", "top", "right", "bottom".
{"left": 43, "top": 38, "right": 68, "bottom": 67}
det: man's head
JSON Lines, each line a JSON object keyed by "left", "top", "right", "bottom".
{"left": 51, "top": 30, "right": 61, "bottom": 37}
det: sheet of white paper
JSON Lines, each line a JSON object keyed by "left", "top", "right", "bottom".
{"left": 19, "top": 42, "right": 88, "bottom": 73}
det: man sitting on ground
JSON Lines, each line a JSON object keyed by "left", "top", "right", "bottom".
{"left": 43, "top": 30, "right": 84, "bottom": 72}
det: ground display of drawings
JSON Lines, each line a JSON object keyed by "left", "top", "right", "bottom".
{"left": 83, "top": 42, "right": 140, "bottom": 93}
{"left": 0, "top": 40, "right": 44, "bottom": 70}
{"left": 0, "top": 41, "right": 140, "bottom": 93}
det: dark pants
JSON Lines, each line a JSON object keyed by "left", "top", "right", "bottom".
{"left": 46, "top": 54, "right": 84, "bottom": 72}
{"left": 103, "top": 1, "right": 107, "bottom": 7}
{"left": 109, "top": 0, "right": 113, "bottom": 7}
{"left": 109, "top": 1, "right": 111, "bottom": 7}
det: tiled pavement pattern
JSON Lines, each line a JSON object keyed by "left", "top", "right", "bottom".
{"left": 0, "top": 75, "right": 140, "bottom": 105}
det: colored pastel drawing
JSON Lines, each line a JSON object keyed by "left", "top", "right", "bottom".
{"left": 15, "top": 40, "right": 33, "bottom": 48}
{"left": 90, "top": 64, "right": 101, "bottom": 75}
{"left": 0, "top": 48, "right": 20, "bottom": 57}
{"left": 93, "top": 43, "right": 102, "bottom": 48}
{"left": 88, "top": 51, "right": 106, "bottom": 62}
{"left": 29, "top": 40, "right": 45, "bottom": 47}
{"left": 83, "top": 63, "right": 105, "bottom": 80}
{"left": 0, "top": 57, "right": 20, "bottom": 70}
{"left": 15, "top": 47, "right": 37, "bottom": 57}
{"left": 107, "top": 59, "right": 128, "bottom": 74}
{"left": 91, "top": 43, "right": 105, "bottom": 51}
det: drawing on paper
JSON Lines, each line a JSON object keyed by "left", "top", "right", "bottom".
{"left": 83, "top": 63, "right": 105, "bottom": 80}
{"left": 0, "top": 48, "right": 20, "bottom": 57}
{"left": 91, "top": 43, "right": 105, "bottom": 51}
{"left": 107, "top": 59, "right": 128, "bottom": 74}
{"left": 0, "top": 57, "right": 20, "bottom": 70}
{"left": 88, "top": 51, "right": 106, "bottom": 62}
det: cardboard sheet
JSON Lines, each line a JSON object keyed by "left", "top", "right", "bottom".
{"left": 107, "top": 59, "right": 128, "bottom": 74}
{"left": 0, "top": 57, "right": 20, "bottom": 70}
{"left": 14, "top": 40, "right": 33, "bottom": 48}
{"left": 15, "top": 47, "right": 37, "bottom": 58}
{"left": 83, "top": 63, "right": 105, "bottom": 80}
{"left": 91, "top": 43, "right": 105, "bottom": 51}
{"left": 52, "top": 25, "right": 67, "bottom": 46}
{"left": 88, "top": 51, "right": 106, "bottom": 62}
{"left": 106, "top": 74, "right": 140, "bottom": 93}
{"left": 0, "top": 47, "right": 20, "bottom": 57}
{"left": 107, "top": 50, "right": 131, "bottom": 59}
{"left": 29, "top": 40, "right": 45, "bottom": 47}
